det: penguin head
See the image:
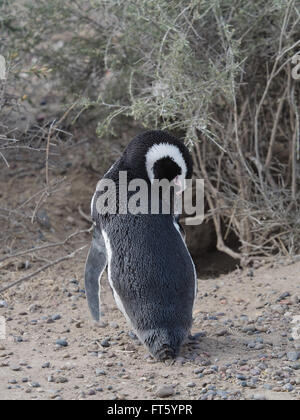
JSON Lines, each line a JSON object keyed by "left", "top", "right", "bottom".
{"left": 122, "top": 130, "right": 193, "bottom": 192}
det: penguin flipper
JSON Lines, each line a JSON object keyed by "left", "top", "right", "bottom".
{"left": 84, "top": 227, "right": 107, "bottom": 322}
{"left": 174, "top": 214, "right": 186, "bottom": 241}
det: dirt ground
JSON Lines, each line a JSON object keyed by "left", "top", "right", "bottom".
{"left": 0, "top": 251, "right": 300, "bottom": 400}
{"left": 0, "top": 149, "right": 300, "bottom": 401}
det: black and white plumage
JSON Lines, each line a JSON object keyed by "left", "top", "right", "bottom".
{"left": 85, "top": 130, "right": 197, "bottom": 360}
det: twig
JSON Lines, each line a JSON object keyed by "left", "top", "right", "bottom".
{"left": 78, "top": 206, "right": 92, "bottom": 223}
{"left": 0, "top": 245, "right": 88, "bottom": 294}
{"left": 45, "top": 120, "right": 56, "bottom": 188}
{"left": 0, "top": 151, "right": 9, "bottom": 167}
{"left": 265, "top": 87, "right": 287, "bottom": 168}
{"left": 45, "top": 101, "right": 78, "bottom": 188}
{"left": 0, "top": 226, "right": 92, "bottom": 264}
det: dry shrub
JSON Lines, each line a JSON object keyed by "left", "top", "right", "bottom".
{"left": 2, "top": 0, "right": 300, "bottom": 262}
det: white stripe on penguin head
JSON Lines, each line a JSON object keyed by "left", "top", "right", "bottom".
{"left": 145, "top": 142, "right": 187, "bottom": 186}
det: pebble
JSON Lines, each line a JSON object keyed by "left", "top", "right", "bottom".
{"left": 255, "top": 344, "right": 265, "bottom": 350}
{"left": 55, "top": 377, "right": 68, "bottom": 384}
{"left": 287, "top": 352, "right": 300, "bottom": 362}
{"left": 88, "top": 389, "right": 96, "bottom": 396}
{"left": 95, "top": 369, "right": 106, "bottom": 376}
{"left": 270, "top": 305, "right": 286, "bottom": 314}
{"left": 56, "top": 339, "right": 68, "bottom": 347}
{"left": 42, "top": 362, "right": 50, "bottom": 369}
{"left": 253, "top": 394, "right": 267, "bottom": 400}
{"left": 10, "top": 365, "right": 21, "bottom": 372}
{"left": 156, "top": 385, "right": 175, "bottom": 398}
{"left": 28, "top": 304, "right": 41, "bottom": 313}
{"left": 278, "top": 292, "right": 290, "bottom": 301}
{"left": 283, "top": 383, "right": 293, "bottom": 392}
{"left": 29, "top": 382, "right": 41, "bottom": 388}
{"left": 100, "top": 339, "right": 110, "bottom": 348}
{"left": 216, "top": 329, "right": 229, "bottom": 337}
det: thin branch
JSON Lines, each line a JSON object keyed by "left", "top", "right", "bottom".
{"left": 78, "top": 206, "right": 92, "bottom": 223}
{"left": 0, "top": 227, "right": 92, "bottom": 264}
{"left": 0, "top": 151, "right": 9, "bottom": 167}
{"left": 45, "top": 120, "right": 56, "bottom": 188}
{"left": 0, "top": 245, "right": 88, "bottom": 295}
{"left": 265, "top": 87, "right": 287, "bottom": 168}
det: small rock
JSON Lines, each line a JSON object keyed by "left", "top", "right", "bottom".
{"left": 270, "top": 305, "right": 286, "bottom": 314}
{"left": 287, "top": 352, "right": 300, "bottom": 362}
{"left": 10, "top": 365, "right": 21, "bottom": 372}
{"left": 8, "top": 379, "right": 17, "bottom": 384}
{"left": 95, "top": 369, "right": 106, "bottom": 376}
{"left": 55, "top": 377, "right": 68, "bottom": 384}
{"left": 100, "top": 339, "right": 110, "bottom": 348}
{"left": 28, "top": 304, "right": 41, "bottom": 313}
{"left": 88, "top": 389, "right": 96, "bottom": 396}
{"left": 30, "top": 382, "right": 41, "bottom": 388}
{"left": 278, "top": 292, "right": 290, "bottom": 301}
{"left": 253, "top": 394, "right": 267, "bottom": 400}
{"left": 0, "top": 300, "right": 8, "bottom": 308}
{"left": 156, "top": 385, "right": 175, "bottom": 398}
{"left": 283, "top": 383, "right": 293, "bottom": 392}
{"left": 42, "top": 362, "right": 50, "bottom": 369}
{"left": 56, "top": 339, "right": 68, "bottom": 347}
{"left": 216, "top": 329, "right": 229, "bottom": 337}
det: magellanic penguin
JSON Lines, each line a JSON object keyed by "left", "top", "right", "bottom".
{"left": 85, "top": 130, "right": 197, "bottom": 360}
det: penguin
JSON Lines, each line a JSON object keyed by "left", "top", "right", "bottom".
{"left": 85, "top": 130, "right": 197, "bottom": 360}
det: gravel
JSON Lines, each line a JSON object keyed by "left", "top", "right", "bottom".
{"left": 1, "top": 257, "right": 300, "bottom": 400}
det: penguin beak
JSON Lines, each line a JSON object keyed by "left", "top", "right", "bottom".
{"left": 174, "top": 176, "right": 184, "bottom": 195}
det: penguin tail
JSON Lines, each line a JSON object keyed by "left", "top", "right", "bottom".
{"left": 154, "top": 344, "right": 177, "bottom": 361}
{"left": 141, "top": 327, "right": 187, "bottom": 361}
